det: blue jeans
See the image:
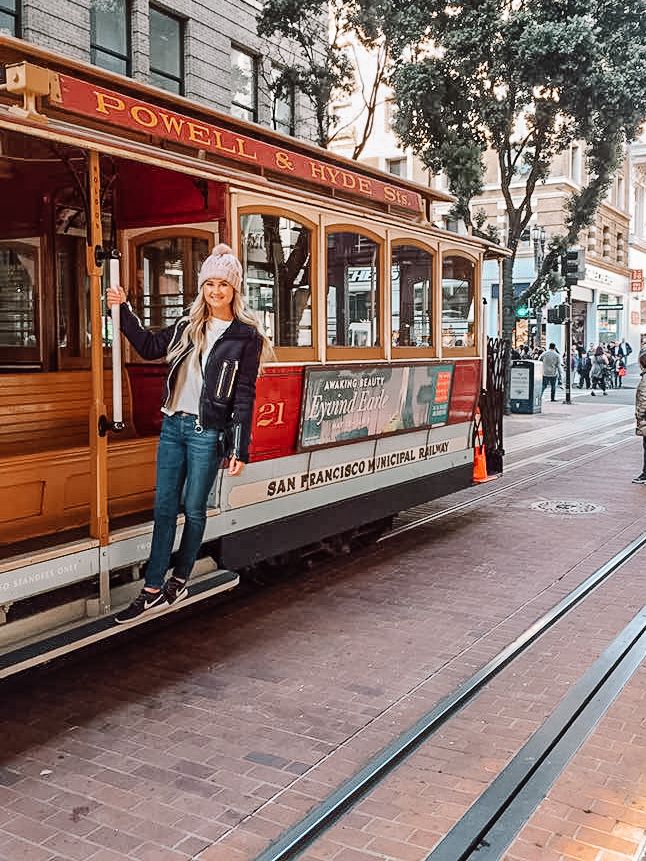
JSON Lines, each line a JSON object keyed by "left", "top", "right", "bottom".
{"left": 145, "top": 414, "right": 222, "bottom": 589}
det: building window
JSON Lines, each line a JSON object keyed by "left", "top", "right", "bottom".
{"left": 617, "top": 232, "right": 625, "bottom": 265}
{"left": 0, "top": 0, "right": 19, "bottom": 36}
{"left": 602, "top": 226, "right": 610, "bottom": 259}
{"left": 134, "top": 235, "right": 209, "bottom": 331}
{"left": 384, "top": 99, "right": 396, "bottom": 131}
{"left": 149, "top": 6, "right": 183, "bottom": 94}
{"left": 240, "top": 212, "right": 312, "bottom": 349}
{"left": 327, "top": 231, "right": 380, "bottom": 348}
{"left": 442, "top": 255, "right": 475, "bottom": 349}
{"left": 90, "top": 0, "right": 130, "bottom": 75}
{"left": 271, "top": 69, "right": 295, "bottom": 136}
{"left": 570, "top": 143, "right": 582, "bottom": 185}
{"left": 231, "top": 47, "right": 258, "bottom": 123}
{"left": 391, "top": 244, "right": 433, "bottom": 349}
{"left": 587, "top": 225, "right": 597, "bottom": 254}
{"left": 617, "top": 175, "right": 624, "bottom": 209}
{"left": 386, "top": 157, "right": 407, "bottom": 178}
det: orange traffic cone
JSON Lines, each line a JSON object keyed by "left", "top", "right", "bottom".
{"left": 472, "top": 410, "right": 497, "bottom": 483}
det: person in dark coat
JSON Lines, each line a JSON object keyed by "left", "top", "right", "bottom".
{"left": 577, "top": 351, "right": 592, "bottom": 389}
{"left": 633, "top": 350, "right": 646, "bottom": 484}
{"left": 590, "top": 346, "right": 608, "bottom": 396}
{"left": 107, "top": 244, "right": 272, "bottom": 623}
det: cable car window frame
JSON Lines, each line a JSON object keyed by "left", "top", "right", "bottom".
{"left": 238, "top": 205, "right": 317, "bottom": 363}
{"left": 325, "top": 224, "right": 385, "bottom": 360}
{"left": 441, "top": 249, "right": 480, "bottom": 358}
{"left": 0, "top": 238, "right": 42, "bottom": 367}
{"left": 127, "top": 227, "right": 214, "bottom": 358}
{"left": 390, "top": 238, "right": 437, "bottom": 359}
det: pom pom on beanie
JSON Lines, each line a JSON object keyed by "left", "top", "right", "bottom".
{"left": 198, "top": 243, "right": 243, "bottom": 291}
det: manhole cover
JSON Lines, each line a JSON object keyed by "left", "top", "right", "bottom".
{"left": 531, "top": 500, "right": 605, "bottom": 515}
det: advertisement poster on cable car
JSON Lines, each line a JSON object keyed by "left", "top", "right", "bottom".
{"left": 300, "top": 364, "right": 454, "bottom": 449}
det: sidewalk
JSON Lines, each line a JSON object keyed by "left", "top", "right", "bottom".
{"left": 504, "top": 370, "right": 638, "bottom": 455}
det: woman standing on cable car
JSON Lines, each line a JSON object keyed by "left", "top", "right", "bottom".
{"left": 107, "top": 244, "right": 270, "bottom": 624}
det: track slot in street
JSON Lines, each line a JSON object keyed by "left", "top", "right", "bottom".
{"left": 426, "top": 606, "right": 646, "bottom": 861}
{"left": 251, "top": 533, "right": 646, "bottom": 861}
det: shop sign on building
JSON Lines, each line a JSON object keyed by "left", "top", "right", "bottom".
{"left": 631, "top": 269, "right": 644, "bottom": 293}
{"left": 585, "top": 264, "right": 629, "bottom": 294}
{"left": 300, "top": 364, "right": 454, "bottom": 448}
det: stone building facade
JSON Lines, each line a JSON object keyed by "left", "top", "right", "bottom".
{"left": 0, "top": 0, "right": 317, "bottom": 140}
{"left": 474, "top": 147, "right": 634, "bottom": 354}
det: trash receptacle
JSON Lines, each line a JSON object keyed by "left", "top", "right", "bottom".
{"left": 510, "top": 360, "right": 543, "bottom": 414}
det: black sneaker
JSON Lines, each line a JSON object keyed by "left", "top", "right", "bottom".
{"left": 631, "top": 474, "right": 646, "bottom": 484}
{"left": 162, "top": 576, "right": 188, "bottom": 606}
{"left": 114, "top": 588, "right": 165, "bottom": 624}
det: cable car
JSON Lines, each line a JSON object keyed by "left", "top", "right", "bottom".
{"left": 0, "top": 35, "right": 506, "bottom": 677}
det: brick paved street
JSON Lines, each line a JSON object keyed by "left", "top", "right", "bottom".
{"left": 0, "top": 418, "right": 645, "bottom": 861}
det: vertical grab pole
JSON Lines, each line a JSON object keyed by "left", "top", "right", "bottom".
{"left": 109, "top": 254, "right": 125, "bottom": 430}
{"left": 86, "top": 150, "right": 111, "bottom": 613}
{"left": 481, "top": 296, "right": 489, "bottom": 392}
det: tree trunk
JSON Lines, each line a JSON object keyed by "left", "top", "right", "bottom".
{"left": 501, "top": 256, "right": 516, "bottom": 343}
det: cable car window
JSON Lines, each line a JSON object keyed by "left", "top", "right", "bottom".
{"left": 442, "top": 255, "right": 475, "bottom": 348}
{"left": 327, "top": 231, "right": 380, "bottom": 348}
{"left": 391, "top": 244, "right": 433, "bottom": 348}
{"left": 0, "top": 240, "right": 40, "bottom": 364}
{"left": 240, "top": 213, "right": 312, "bottom": 348}
{"left": 134, "top": 236, "right": 209, "bottom": 332}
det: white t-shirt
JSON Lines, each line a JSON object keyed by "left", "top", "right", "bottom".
{"left": 165, "top": 317, "right": 232, "bottom": 416}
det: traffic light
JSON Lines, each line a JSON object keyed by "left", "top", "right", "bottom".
{"left": 561, "top": 248, "right": 585, "bottom": 287}
{"left": 547, "top": 304, "right": 568, "bottom": 324}
{"left": 516, "top": 304, "right": 530, "bottom": 319}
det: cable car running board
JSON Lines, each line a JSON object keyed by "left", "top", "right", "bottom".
{"left": 0, "top": 569, "right": 238, "bottom": 680}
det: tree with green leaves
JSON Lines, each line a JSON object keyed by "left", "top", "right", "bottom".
{"left": 387, "top": 0, "right": 646, "bottom": 341}
{"left": 257, "top": 0, "right": 399, "bottom": 155}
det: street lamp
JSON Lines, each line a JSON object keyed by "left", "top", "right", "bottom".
{"left": 530, "top": 226, "right": 547, "bottom": 348}
{"left": 531, "top": 225, "right": 546, "bottom": 267}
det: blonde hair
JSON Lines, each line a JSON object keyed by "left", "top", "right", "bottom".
{"left": 166, "top": 253, "right": 274, "bottom": 372}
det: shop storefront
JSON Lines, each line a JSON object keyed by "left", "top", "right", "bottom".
{"left": 578, "top": 263, "right": 631, "bottom": 351}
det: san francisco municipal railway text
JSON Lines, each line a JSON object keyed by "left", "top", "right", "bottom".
{"left": 266, "top": 441, "right": 451, "bottom": 498}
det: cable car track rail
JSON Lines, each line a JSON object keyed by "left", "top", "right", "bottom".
{"left": 250, "top": 531, "right": 646, "bottom": 861}
{"left": 426, "top": 605, "right": 646, "bottom": 861}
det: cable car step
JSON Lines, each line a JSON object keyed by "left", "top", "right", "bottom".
{"left": 0, "top": 569, "right": 238, "bottom": 680}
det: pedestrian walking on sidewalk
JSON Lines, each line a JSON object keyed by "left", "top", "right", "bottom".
{"left": 590, "top": 347, "right": 608, "bottom": 396}
{"left": 540, "top": 343, "right": 561, "bottom": 401}
{"left": 632, "top": 350, "right": 646, "bottom": 484}
{"left": 106, "top": 244, "right": 272, "bottom": 623}
{"left": 615, "top": 355, "right": 626, "bottom": 388}
{"left": 618, "top": 339, "right": 633, "bottom": 364}
{"left": 577, "top": 351, "right": 592, "bottom": 389}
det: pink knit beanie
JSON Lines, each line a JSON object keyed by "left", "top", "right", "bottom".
{"left": 198, "top": 243, "right": 243, "bottom": 291}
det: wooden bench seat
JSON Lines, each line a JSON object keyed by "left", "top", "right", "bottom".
{"left": 0, "top": 370, "right": 135, "bottom": 456}
{"left": 0, "top": 370, "right": 159, "bottom": 544}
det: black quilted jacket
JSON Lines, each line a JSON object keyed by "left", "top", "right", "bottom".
{"left": 118, "top": 303, "right": 262, "bottom": 462}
